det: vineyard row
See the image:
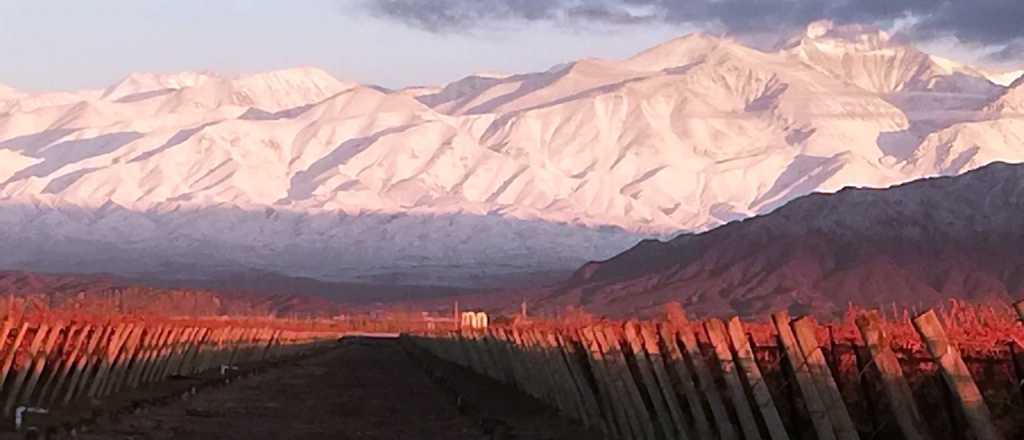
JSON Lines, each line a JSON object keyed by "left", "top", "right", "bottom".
{"left": 406, "top": 304, "right": 1024, "bottom": 440}
{"left": 0, "top": 314, "right": 339, "bottom": 431}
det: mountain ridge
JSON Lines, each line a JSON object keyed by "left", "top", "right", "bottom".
{"left": 1, "top": 22, "right": 1023, "bottom": 286}
{"left": 539, "top": 161, "right": 1024, "bottom": 318}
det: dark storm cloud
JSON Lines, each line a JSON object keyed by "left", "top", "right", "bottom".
{"left": 360, "top": 0, "right": 1024, "bottom": 48}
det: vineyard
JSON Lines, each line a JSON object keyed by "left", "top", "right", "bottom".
{"left": 0, "top": 309, "right": 342, "bottom": 436}
{"left": 406, "top": 300, "right": 1024, "bottom": 440}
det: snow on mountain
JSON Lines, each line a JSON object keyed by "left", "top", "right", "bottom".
{"left": 0, "top": 84, "right": 16, "bottom": 99}
{"left": 983, "top": 76, "right": 1024, "bottom": 114}
{"left": 101, "top": 71, "right": 214, "bottom": 102}
{"left": 781, "top": 20, "right": 998, "bottom": 95}
{"left": 0, "top": 24, "right": 1023, "bottom": 286}
{"left": 982, "top": 68, "right": 1024, "bottom": 87}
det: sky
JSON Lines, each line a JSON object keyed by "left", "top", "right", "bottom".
{"left": 0, "top": 1, "right": 684, "bottom": 92}
{"left": 2, "top": 1, "right": 1023, "bottom": 92}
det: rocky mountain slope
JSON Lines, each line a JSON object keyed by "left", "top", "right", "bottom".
{"left": 1, "top": 21, "right": 1023, "bottom": 286}
{"left": 535, "top": 162, "right": 1024, "bottom": 318}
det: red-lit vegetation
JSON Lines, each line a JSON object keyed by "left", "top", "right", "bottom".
{"left": 411, "top": 300, "right": 1024, "bottom": 440}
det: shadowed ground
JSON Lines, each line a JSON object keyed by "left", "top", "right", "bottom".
{"left": 75, "top": 337, "right": 597, "bottom": 440}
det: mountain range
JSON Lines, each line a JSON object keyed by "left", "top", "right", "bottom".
{"left": 530, "top": 161, "right": 1024, "bottom": 318}
{"left": 1, "top": 20, "right": 1023, "bottom": 287}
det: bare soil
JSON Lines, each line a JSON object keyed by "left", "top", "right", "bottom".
{"left": 67, "top": 337, "right": 599, "bottom": 440}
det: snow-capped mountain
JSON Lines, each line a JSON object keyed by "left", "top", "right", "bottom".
{"left": 982, "top": 68, "right": 1024, "bottom": 87}
{"left": 1, "top": 23, "right": 1022, "bottom": 286}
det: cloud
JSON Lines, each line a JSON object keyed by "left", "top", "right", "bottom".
{"left": 360, "top": 0, "right": 1024, "bottom": 49}
{"left": 986, "top": 39, "right": 1024, "bottom": 62}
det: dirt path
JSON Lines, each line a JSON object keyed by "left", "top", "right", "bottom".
{"left": 74, "top": 337, "right": 599, "bottom": 440}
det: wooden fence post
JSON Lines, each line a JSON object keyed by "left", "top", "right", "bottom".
{"left": 912, "top": 310, "right": 1004, "bottom": 440}
{"left": 555, "top": 332, "right": 608, "bottom": 433}
{"left": 87, "top": 323, "right": 132, "bottom": 399}
{"left": 791, "top": 316, "right": 860, "bottom": 440}
{"left": 5, "top": 323, "right": 51, "bottom": 415}
{"left": 772, "top": 311, "right": 836, "bottom": 440}
{"left": 104, "top": 325, "right": 145, "bottom": 396}
{"left": 677, "top": 320, "right": 737, "bottom": 440}
{"left": 510, "top": 329, "right": 543, "bottom": 400}
{"left": 580, "top": 326, "right": 636, "bottom": 440}
{"left": 657, "top": 323, "right": 715, "bottom": 440}
{"left": 128, "top": 325, "right": 159, "bottom": 388}
{"left": 142, "top": 326, "right": 174, "bottom": 383}
{"left": 726, "top": 317, "right": 790, "bottom": 440}
{"left": 598, "top": 325, "right": 658, "bottom": 440}
{"left": 490, "top": 329, "right": 523, "bottom": 390}
{"left": 169, "top": 327, "right": 200, "bottom": 375}
{"left": 521, "top": 330, "right": 569, "bottom": 414}
{"left": 705, "top": 318, "right": 762, "bottom": 440}
{"left": 0, "top": 320, "right": 13, "bottom": 389}
{"left": 18, "top": 322, "right": 64, "bottom": 406}
{"left": 638, "top": 322, "right": 693, "bottom": 440}
{"left": 624, "top": 321, "right": 678, "bottom": 440}
{"left": 542, "top": 332, "right": 591, "bottom": 425}
{"left": 40, "top": 324, "right": 88, "bottom": 404}
{"left": 855, "top": 311, "right": 931, "bottom": 440}
{"left": 64, "top": 325, "right": 110, "bottom": 405}
{"left": 0, "top": 322, "right": 29, "bottom": 392}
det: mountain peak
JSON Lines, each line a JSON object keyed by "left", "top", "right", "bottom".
{"left": 783, "top": 20, "right": 896, "bottom": 53}
{"left": 101, "top": 71, "right": 215, "bottom": 101}
{"left": 624, "top": 32, "right": 729, "bottom": 71}
{"left": 778, "top": 20, "right": 999, "bottom": 94}
{"left": 1011, "top": 72, "right": 1024, "bottom": 88}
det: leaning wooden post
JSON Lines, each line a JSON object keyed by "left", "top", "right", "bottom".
{"left": 638, "top": 322, "right": 693, "bottom": 440}
{"left": 159, "top": 327, "right": 192, "bottom": 379}
{"left": 104, "top": 325, "right": 145, "bottom": 395}
{"left": 772, "top": 311, "right": 836, "bottom": 440}
{"left": 657, "top": 323, "right": 715, "bottom": 440}
{"left": 912, "top": 310, "right": 1004, "bottom": 440}
{"left": 521, "top": 330, "right": 570, "bottom": 413}
{"left": 4, "top": 324, "right": 51, "bottom": 415}
{"left": 142, "top": 326, "right": 175, "bottom": 383}
{"left": 577, "top": 327, "right": 630, "bottom": 440}
{"left": 555, "top": 333, "right": 608, "bottom": 433}
{"left": 127, "top": 326, "right": 160, "bottom": 388}
{"left": 542, "top": 332, "right": 590, "bottom": 424}
{"left": 0, "top": 320, "right": 14, "bottom": 387}
{"left": 598, "top": 325, "right": 659, "bottom": 440}
{"left": 510, "top": 329, "right": 544, "bottom": 400}
{"left": 151, "top": 327, "right": 183, "bottom": 382}
{"left": 855, "top": 311, "right": 932, "bottom": 440}
{"left": 0, "top": 321, "right": 29, "bottom": 392}
{"left": 705, "top": 318, "right": 763, "bottom": 440}
{"left": 726, "top": 317, "right": 790, "bottom": 440}
{"left": 494, "top": 329, "right": 529, "bottom": 391}
{"left": 40, "top": 324, "right": 89, "bottom": 404}
{"left": 580, "top": 326, "right": 636, "bottom": 440}
{"left": 18, "top": 322, "right": 64, "bottom": 405}
{"left": 791, "top": 316, "right": 860, "bottom": 440}
{"left": 677, "top": 319, "right": 738, "bottom": 440}
{"left": 623, "top": 321, "right": 677, "bottom": 440}
{"left": 64, "top": 325, "right": 110, "bottom": 405}
{"left": 173, "top": 327, "right": 202, "bottom": 374}
{"left": 87, "top": 323, "right": 132, "bottom": 399}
